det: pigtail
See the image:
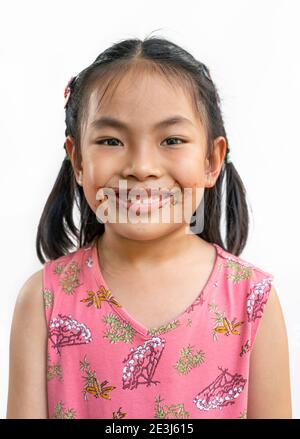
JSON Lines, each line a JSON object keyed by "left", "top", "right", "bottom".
{"left": 200, "top": 169, "right": 224, "bottom": 248}
{"left": 36, "top": 151, "right": 104, "bottom": 263}
{"left": 77, "top": 186, "right": 104, "bottom": 249}
{"left": 198, "top": 158, "right": 248, "bottom": 257}
{"left": 224, "top": 158, "right": 249, "bottom": 256}
{"left": 36, "top": 156, "right": 78, "bottom": 263}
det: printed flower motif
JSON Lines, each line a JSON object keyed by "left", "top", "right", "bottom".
{"left": 240, "top": 340, "right": 251, "bottom": 357}
{"left": 122, "top": 337, "right": 165, "bottom": 390}
{"left": 185, "top": 291, "right": 205, "bottom": 313}
{"left": 80, "top": 286, "right": 121, "bottom": 309}
{"left": 208, "top": 301, "right": 244, "bottom": 340}
{"left": 85, "top": 256, "right": 93, "bottom": 268}
{"left": 246, "top": 277, "right": 273, "bottom": 322}
{"left": 193, "top": 367, "right": 247, "bottom": 411}
{"left": 48, "top": 314, "right": 92, "bottom": 355}
{"left": 112, "top": 407, "right": 128, "bottom": 419}
{"left": 80, "top": 354, "right": 116, "bottom": 401}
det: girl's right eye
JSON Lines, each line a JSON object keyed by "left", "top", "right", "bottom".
{"left": 95, "top": 138, "right": 122, "bottom": 146}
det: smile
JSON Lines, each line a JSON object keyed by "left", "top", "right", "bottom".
{"left": 115, "top": 191, "right": 174, "bottom": 213}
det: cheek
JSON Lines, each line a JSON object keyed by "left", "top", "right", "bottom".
{"left": 175, "top": 168, "right": 207, "bottom": 194}
{"left": 172, "top": 151, "right": 206, "bottom": 188}
{"left": 81, "top": 161, "right": 110, "bottom": 211}
{"left": 176, "top": 164, "right": 206, "bottom": 212}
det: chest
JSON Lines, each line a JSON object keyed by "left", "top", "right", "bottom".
{"left": 101, "top": 260, "right": 214, "bottom": 330}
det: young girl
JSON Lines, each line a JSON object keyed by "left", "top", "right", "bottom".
{"left": 7, "top": 36, "right": 292, "bottom": 419}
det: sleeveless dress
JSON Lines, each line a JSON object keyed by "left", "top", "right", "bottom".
{"left": 42, "top": 237, "right": 274, "bottom": 419}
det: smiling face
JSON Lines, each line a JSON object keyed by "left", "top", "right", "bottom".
{"left": 65, "top": 64, "right": 226, "bottom": 242}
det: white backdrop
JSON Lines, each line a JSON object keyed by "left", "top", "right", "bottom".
{"left": 0, "top": 0, "right": 299, "bottom": 419}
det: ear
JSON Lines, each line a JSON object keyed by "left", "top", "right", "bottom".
{"left": 205, "top": 136, "right": 227, "bottom": 188}
{"left": 65, "top": 136, "right": 83, "bottom": 186}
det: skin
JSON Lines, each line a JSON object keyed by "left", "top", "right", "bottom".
{"left": 65, "top": 66, "right": 227, "bottom": 272}
{"left": 6, "top": 64, "right": 292, "bottom": 418}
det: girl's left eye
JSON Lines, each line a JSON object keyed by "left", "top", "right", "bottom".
{"left": 163, "top": 137, "right": 185, "bottom": 146}
{"left": 95, "top": 137, "right": 185, "bottom": 147}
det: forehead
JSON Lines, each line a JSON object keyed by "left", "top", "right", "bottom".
{"left": 83, "top": 68, "right": 204, "bottom": 134}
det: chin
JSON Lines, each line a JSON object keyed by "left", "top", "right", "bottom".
{"left": 106, "top": 221, "right": 183, "bottom": 241}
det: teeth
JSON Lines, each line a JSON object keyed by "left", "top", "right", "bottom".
{"left": 129, "top": 197, "right": 161, "bottom": 204}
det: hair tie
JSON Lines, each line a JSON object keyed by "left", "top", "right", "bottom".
{"left": 226, "top": 150, "right": 233, "bottom": 164}
{"left": 63, "top": 141, "right": 70, "bottom": 161}
{"left": 64, "top": 75, "right": 78, "bottom": 109}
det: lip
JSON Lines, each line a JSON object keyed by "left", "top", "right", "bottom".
{"left": 111, "top": 187, "right": 173, "bottom": 198}
{"left": 116, "top": 191, "right": 174, "bottom": 213}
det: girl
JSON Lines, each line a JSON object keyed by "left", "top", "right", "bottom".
{"left": 7, "top": 36, "right": 292, "bottom": 419}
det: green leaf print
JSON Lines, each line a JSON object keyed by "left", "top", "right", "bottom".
{"left": 79, "top": 354, "right": 90, "bottom": 373}
{"left": 174, "top": 344, "right": 205, "bottom": 375}
{"left": 42, "top": 288, "right": 54, "bottom": 309}
{"left": 52, "top": 401, "right": 76, "bottom": 419}
{"left": 47, "top": 354, "right": 63, "bottom": 382}
{"left": 148, "top": 320, "right": 180, "bottom": 337}
{"left": 53, "top": 263, "right": 64, "bottom": 275}
{"left": 54, "top": 261, "right": 82, "bottom": 295}
{"left": 103, "top": 313, "right": 136, "bottom": 344}
{"left": 226, "top": 260, "right": 252, "bottom": 283}
{"left": 239, "top": 409, "right": 247, "bottom": 419}
{"left": 208, "top": 301, "right": 226, "bottom": 341}
{"left": 154, "top": 394, "right": 189, "bottom": 419}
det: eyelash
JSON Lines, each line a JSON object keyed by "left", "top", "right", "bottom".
{"left": 95, "top": 137, "right": 185, "bottom": 147}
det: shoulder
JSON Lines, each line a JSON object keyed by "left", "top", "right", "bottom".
{"left": 9, "top": 268, "right": 46, "bottom": 350}
{"left": 10, "top": 268, "right": 46, "bottom": 343}
{"left": 15, "top": 268, "right": 44, "bottom": 312}
{"left": 247, "top": 284, "right": 293, "bottom": 418}
{"left": 214, "top": 243, "right": 274, "bottom": 293}
{"left": 43, "top": 245, "right": 89, "bottom": 275}
{"left": 7, "top": 269, "right": 48, "bottom": 418}
{"left": 215, "top": 243, "right": 269, "bottom": 273}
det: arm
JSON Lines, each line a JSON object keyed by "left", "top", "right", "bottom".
{"left": 6, "top": 269, "right": 48, "bottom": 419}
{"left": 247, "top": 285, "right": 292, "bottom": 418}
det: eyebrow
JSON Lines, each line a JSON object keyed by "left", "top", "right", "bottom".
{"left": 89, "top": 115, "right": 194, "bottom": 131}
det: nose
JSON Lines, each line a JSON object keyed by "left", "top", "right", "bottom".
{"left": 120, "top": 146, "right": 162, "bottom": 181}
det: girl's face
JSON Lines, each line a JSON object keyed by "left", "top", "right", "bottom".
{"left": 66, "top": 69, "right": 226, "bottom": 241}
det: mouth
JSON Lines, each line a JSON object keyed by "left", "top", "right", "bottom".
{"left": 113, "top": 188, "right": 177, "bottom": 212}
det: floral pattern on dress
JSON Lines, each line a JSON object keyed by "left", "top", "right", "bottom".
{"left": 42, "top": 241, "right": 273, "bottom": 419}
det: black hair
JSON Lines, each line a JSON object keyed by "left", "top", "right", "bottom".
{"left": 36, "top": 33, "right": 249, "bottom": 264}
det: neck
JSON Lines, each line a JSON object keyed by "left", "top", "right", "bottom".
{"left": 96, "top": 226, "right": 203, "bottom": 273}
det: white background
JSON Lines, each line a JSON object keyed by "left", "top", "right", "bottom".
{"left": 0, "top": 0, "right": 299, "bottom": 418}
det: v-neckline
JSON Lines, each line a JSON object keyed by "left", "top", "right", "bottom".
{"left": 90, "top": 236, "right": 222, "bottom": 338}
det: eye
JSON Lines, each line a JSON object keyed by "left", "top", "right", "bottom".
{"left": 162, "top": 137, "right": 185, "bottom": 146}
{"left": 95, "top": 138, "right": 122, "bottom": 146}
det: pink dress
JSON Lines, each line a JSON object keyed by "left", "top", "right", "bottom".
{"left": 42, "top": 236, "right": 274, "bottom": 419}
